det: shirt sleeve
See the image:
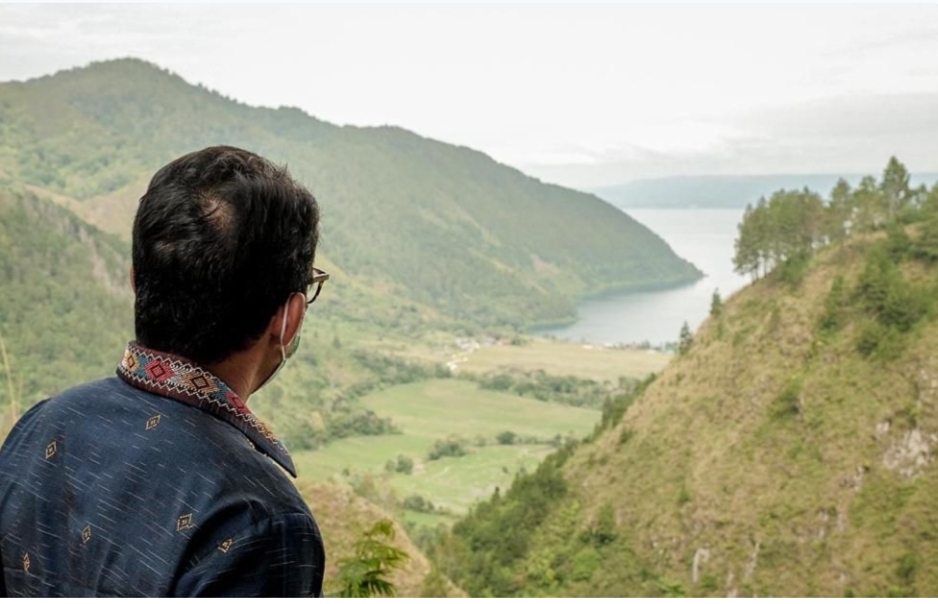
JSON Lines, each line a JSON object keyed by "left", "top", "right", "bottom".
{"left": 172, "top": 511, "right": 326, "bottom": 597}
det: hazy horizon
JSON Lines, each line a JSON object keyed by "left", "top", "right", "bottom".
{"left": 3, "top": 3, "right": 938, "bottom": 189}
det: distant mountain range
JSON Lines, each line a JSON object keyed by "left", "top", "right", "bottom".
{"left": 0, "top": 58, "right": 701, "bottom": 334}
{"left": 595, "top": 173, "right": 938, "bottom": 210}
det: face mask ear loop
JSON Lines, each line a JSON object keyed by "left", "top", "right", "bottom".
{"left": 279, "top": 305, "right": 289, "bottom": 364}
{"left": 255, "top": 294, "right": 305, "bottom": 394}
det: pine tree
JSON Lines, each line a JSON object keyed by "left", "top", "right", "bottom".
{"left": 710, "top": 289, "right": 723, "bottom": 318}
{"left": 678, "top": 322, "right": 693, "bottom": 355}
{"left": 827, "top": 178, "right": 853, "bottom": 243}
{"left": 881, "top": 156, "right": 912, "bottom": 221}
{"left": 733, "top": 203, "right": 760, "bottom": 279}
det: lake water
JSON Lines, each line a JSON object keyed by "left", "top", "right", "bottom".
{"left": 539, "top": 208, "right": 751, "bottom": 346}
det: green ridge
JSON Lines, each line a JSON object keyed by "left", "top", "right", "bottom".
{"left": 0, "top": 58, "right": 701, "bottom": 331}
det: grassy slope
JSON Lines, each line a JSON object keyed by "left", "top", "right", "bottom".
{"left": 294, "top": 379, "right": 599, "bottom": 515}
{"left": 454, "top": 234, "right": 938, "bottom": 597}
{"left": 0, "top": 58, "right": 701, "bottom": 330}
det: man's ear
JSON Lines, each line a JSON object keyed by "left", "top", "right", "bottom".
{"left": 267, "top": 293, "right": 306, "bottom": 346}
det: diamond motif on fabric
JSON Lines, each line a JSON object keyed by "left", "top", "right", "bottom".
{"left": 45, "top": 441, "right": 57, "bottom": 460}
{"left": 176, "top": 513, "right": 194, "bottom": 532}
{"left": 82, "top": 525, "right": 92, "bottom": 544}
{"left": 124, "top": 349, "right": 139, "bottom": 372}
{"left": 187, "top": 373, "right": 216, "bottom": 394}
{"left": 145, "top": 359, "right": 172, "bottom": 382}
{"left": 218, "top": 538, "right": 234, "bottom": 553}
{"left": 145, "top": 414, "right": 161, "bottom": 430}
{"left": 22, "top": 552, "right": 30, "bottom": 573}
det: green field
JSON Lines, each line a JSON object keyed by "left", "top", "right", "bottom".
{"left": 457, "top": 338, "right": 671, "bottom": 382}
{"left": 293, "top": 379, "right": 600, "bottom": 515}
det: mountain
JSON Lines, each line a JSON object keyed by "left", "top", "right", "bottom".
{"left": 0, "top": 58, "right": 701, "bottom": 330}
{"left": 438, "top": 183, "right": 938, "bottom": 596}
{"left": 596, "top": 173, "right": 938, "bottom": 210}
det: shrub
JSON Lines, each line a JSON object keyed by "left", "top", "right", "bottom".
{"left": 897, "top": 551, "right": 918, "bottom": 586}
{"left": 677, "top": 485, "right": 692, "bottom": 505}
{"left": 496, "top": 431, "right": 517, "bottom": 445}
{"left": 776, "top": 251, "right": 811, "bottom": 287}
{"left": 818, "top": 276, "right": 847, "bottom": 335}
{"left": 327, "top": 410, "right": 399, "bottom": 440}
{"left": 885, "top": 222, "right": 913, "bottom": 260}
{"left": 570, "top": 546, "right": 603, "bottom": 582}
{"left": 475, "top": 369, "right": 613, "bottom": 408}
{"left": 881, "top": 279, "right": 930, "bottom": 332}
{"left": 856, "top": 321, "right": 906, "bottom": 360}
{"left": 912, "top": 216, "right": 938, "bottom": 262}
{"left": 771, "top": 377, "right": 802, "bottom": 419}
{"left": 580, "top": 502, "right": 617, "bottom": 546}
{"left": 427, "top": 437, "right": 468, "bottom": 461}
{"left": 855, "top": 243, "right": 932, "bottom": 333}
{"left": 618, "top": 428, "right": 634, "bottom": 446}
{"left": 402, "top": 494, "right": 436, "bottom": 513}
{"left": 394, "top": 455, "right": 414, "bottom": 475}
{"left": 855, "top": 244, "right": 895, "bottom": 316}
{"left": 856, "top": 321, "right": 886, "bottom": 358}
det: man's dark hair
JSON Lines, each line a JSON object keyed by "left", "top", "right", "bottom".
{"left": 132, "top": 146, "right": 320, "bottom": 364}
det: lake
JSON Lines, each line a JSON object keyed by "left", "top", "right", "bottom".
{"left": 539, "top": 208, "right": 751, "bottom": 346}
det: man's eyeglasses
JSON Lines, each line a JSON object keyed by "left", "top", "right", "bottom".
{"left": 307, "top": 267, "right": 330, "bottom": 307}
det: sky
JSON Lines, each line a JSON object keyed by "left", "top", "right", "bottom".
{"left": 2, "top": 3, "right": 938, "bottom": 188}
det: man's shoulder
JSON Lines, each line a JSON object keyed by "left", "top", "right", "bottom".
{"left": 3, "top": 376, "right": 308, "bottom": 516}
{"left": 18, "top": 377, "right": 143, "bottom": 421}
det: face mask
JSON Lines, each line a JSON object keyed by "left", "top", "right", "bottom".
{"left": 255, "top": 293, "right": 305, "bottom": 392}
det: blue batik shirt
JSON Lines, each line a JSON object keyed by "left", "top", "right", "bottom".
{"left": 0, "top": 341, "right": 326, "bottom": 597}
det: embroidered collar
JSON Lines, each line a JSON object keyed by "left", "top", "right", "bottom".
{"left": 116, "top": 341, "right": 296, "bottom": 478}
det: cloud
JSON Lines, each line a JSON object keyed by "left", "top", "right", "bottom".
{"left": 2, "top": 3, "right": 938, "bottom": 189}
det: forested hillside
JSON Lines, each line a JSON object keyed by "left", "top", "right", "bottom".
{"left": 0, "top": 58, "right": 700, "bottom": 330}
{"left": 0, "top": 187, "right": 132, "bottom": 434}
{"left": 433, "top": 159, "right": 938, "bottom": 597}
